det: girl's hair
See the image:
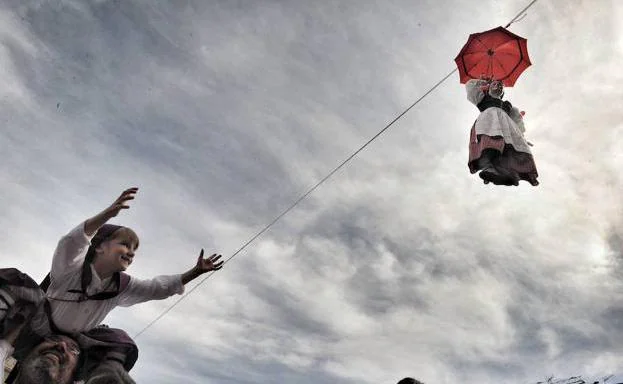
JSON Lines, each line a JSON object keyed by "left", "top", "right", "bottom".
{"left": 110, "top": 227, "right": 140, "bottom": 250}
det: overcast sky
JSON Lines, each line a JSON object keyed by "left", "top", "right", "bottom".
{"left": 1, "top": 0, "right": 622, "bottom": 383}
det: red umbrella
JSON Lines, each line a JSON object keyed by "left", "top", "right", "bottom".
{"left": 454, "top": 26, "right": 531, "bottom": 87}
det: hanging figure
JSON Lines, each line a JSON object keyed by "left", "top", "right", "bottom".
{"left": 466, "top": 78, "right": 539, "bottom": 186}
{"left": 454, "top": 26, "right": 538, "bottom": 186}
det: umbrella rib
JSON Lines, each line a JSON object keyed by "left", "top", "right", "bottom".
{"left": 472, "top": 36, "right": 491, "bottom": 52}
{"left": 491, "top": 56, "right": 508, "bottom": 80}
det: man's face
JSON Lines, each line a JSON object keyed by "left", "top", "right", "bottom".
{"left": 20, "top": 335, "right": 80, "bottom": 384}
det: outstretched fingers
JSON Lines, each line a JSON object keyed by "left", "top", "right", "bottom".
{"left": 118, "top": 187, "right": 139, "bottom": 201}
{"left": 115, "top": 187, "right": 139, "bottom": 209}
{"left": 197, "top": 249, "right": 224, "bottom": 271}
{"left": 209, "top": 253, "right": 224, "bottom": 270}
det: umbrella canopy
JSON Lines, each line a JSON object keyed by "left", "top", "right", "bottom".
{"left": 455, "top": 26, "right": 531, "bottom": 87}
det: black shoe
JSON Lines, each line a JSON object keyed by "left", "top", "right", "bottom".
{"left": 479, "top": 167, "right": 508, "bottom": 185}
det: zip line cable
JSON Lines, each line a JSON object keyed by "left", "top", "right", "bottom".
{"left": 133, "top": 0, "right": 540, "bottom": 339}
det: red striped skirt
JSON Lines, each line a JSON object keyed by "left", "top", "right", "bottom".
{"left": 468, "top": 125, "right": 539, "bottom": 185}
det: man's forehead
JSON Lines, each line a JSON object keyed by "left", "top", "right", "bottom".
{"left": 64, "top": 336, "right": 79, "bottom": 345}
{"left": 52, "top": 335, "right": 80, "bottom": 348}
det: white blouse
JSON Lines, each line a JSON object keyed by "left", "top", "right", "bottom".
{"left": 46, "top": 223, "right": 184, "bottom": 333}
{"left": 465, "top": 79, "right": 531, "bottom": 154}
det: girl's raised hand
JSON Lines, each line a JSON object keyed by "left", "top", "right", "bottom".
{"left": 195, "top": 249, "right": 224, "bottom": 273}
{"left": 104, "top": 187, "right": 139, "bottom": 218}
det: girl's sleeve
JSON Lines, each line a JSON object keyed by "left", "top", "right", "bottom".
{"left": 116, "top": 275, "right": 185, "bottom": 307}
{"left": 466, "top": 79, "right": 487, "bottom": 106}
{"left": 51, "top": 222, "right": 94, "bottom": 280}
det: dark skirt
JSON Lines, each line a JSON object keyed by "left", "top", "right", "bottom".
{"left": 468, "top": 125, "right": 539, "bottom": 186}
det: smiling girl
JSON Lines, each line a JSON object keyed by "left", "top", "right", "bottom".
{"left": 44, "top": 187, "right": 224, "bottom": 333}
{"left": 41, "top": 188, "right": 224, "bottom": 383}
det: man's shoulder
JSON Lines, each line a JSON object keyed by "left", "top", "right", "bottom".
{"left": 0, "top": 268, "right": 40, "bottom": 289}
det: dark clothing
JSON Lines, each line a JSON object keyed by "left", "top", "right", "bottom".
{"left": 0, "top": 268, "right": 138, "bottom": 382}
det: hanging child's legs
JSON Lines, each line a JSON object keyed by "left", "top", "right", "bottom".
{"left": 477, "top": 148, "right": 496, "bottom": 170}
{"left": 468, "top": 128, "right": 515, "bottom": 185}
{"left": 468, "top": 124, "right": 521, "bottom": 186}
{"left": 493, "top": 145, "right": 539, "bottom": 186}
{"left": 477, "top": 149, "right": 518, "bottom": 186}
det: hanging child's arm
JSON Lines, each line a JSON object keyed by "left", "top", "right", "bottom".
{"left": 508, "top": 107, "right": 533, "bottom": 146}
{"left": 51, "top": 188, "right": 139, "bottom": 278}
{"left": 117, "top": 250, "right": 224, "bottom": 307}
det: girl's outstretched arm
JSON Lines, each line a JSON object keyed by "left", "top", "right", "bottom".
{"left": 116, "top": 250, "right": 224, "bottom": 307}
